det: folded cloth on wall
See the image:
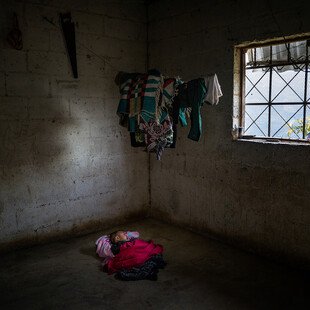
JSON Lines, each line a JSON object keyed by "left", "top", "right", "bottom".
{"left": 115, "top": 254, "right": 166, "bottom": 281}
{"left": 106, "top": 239, "right": 163, "bottom": 274}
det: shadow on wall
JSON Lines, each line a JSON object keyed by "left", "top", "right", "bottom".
{"left": 0, "top": 7, "right": 76, "bottom": 177}
{"left": 0, "top": 1, "right": 149, "bottom": 250}
{"left": 0, "top": 5, "right": 81, "bottom": 178}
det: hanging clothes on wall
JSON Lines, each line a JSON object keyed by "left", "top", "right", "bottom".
{"left": 115, "top": 71, "right": 222, "bottom": 159}
{"left": 116, "top": 70, "right": 181, "bottom": 159}
{"left": 203, "top": 74, "right": 223, "bottom": 105}
{"left": 174, "top": 74, "right": 223, "bottom": 141}
{"left": 139, "top": 116, "right": 173, "bottom": 160}
{"left": 117, "top": 69, "right": 162, "bottom": 132}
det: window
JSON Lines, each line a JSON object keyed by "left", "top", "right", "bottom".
{"left": 234, "top": 35, "right": 310, "bottom": 142}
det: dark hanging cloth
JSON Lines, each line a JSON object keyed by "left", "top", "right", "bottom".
{"left": 130, "top": 132, "right": 145, "bottom": 147}
{"left": 115, "top": 254, "right": 167, "bottom": 281}
{"left": 130, "top": 124, "right": 146, "bottom": 147}
{"left": 174, "top": 79, "right": 207, "bottom": 141}
{"left": 170, "top": 83, "right": 188, "bottom": 148}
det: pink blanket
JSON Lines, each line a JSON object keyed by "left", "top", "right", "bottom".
{"left": 106, "top": 239, "right": 163, "bottom": 274}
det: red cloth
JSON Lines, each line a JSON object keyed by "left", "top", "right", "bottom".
{"left": 106, "top": 239, "right": 163, "bottom": 274}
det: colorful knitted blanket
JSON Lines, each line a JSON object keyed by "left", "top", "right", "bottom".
{"left": 117, "top": 72, "right": 181, "bottom": 130}
{"left": 116, "top": 71, "right": 183, "bottom": 160}
{"left": 117, "top": 73, "right": 161, "bottom": 128}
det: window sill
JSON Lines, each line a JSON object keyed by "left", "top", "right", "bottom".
{"left": 235, "top": 136, "right": 310, "bottom": 146}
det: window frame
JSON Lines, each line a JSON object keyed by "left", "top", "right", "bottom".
{"left": 233, "top": 34, "right": 310, "bottom": 144}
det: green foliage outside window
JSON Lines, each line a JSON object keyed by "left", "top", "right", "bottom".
{"left": 287, "top": 116, "right": 310, "bottom": 138}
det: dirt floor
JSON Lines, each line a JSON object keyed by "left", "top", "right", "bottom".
{"left": 0, "top": 218, "right": 309, "bottom": 310}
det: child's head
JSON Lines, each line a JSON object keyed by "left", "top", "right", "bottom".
{"left": 109, "top": 230, "right": 127, "bottom": 244}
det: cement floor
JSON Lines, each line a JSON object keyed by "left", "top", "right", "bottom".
{"left": 0, "top": 218, "right": 309, "bottom": 310}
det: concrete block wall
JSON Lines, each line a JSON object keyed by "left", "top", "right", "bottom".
{"left": 0, "top": 0, "right": 148, "bottom": 249}
{"left": 148, "top": 0, "right": 310, "bottom": 268}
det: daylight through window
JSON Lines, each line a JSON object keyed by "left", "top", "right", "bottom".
{"left": 241, "top": 38, "right": 310, "bottom": 140}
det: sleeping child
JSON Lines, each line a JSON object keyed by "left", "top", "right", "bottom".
{"left": 95, "top": 230, "right": 166, "bottom": 281}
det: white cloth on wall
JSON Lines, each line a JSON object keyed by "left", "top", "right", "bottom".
{"left": 203, "top": 74, "right": 223, "bottom": 105}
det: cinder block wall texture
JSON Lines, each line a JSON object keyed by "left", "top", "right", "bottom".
{"left": 148, "top": 0, "right": 310, "bottom": 268}
{"left": 0, "top": 0, "right": 148, "bottom": 249}
{"left": 1, "top": 0, "right": 310, "bottom": 269}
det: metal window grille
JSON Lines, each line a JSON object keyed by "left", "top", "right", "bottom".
{"left": 242, "top": 39, "right": 310, "bottom": 140}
